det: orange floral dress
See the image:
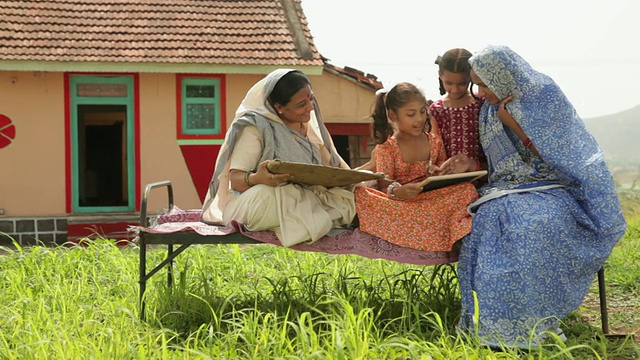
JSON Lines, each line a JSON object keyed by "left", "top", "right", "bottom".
{"left": 354, "top": 133, "right": 479, "bottom": 251}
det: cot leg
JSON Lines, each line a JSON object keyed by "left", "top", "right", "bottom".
{"left": 139, "top": 239, "right": 147, "bottom": 321}
{"left": 167, "top": 244, "right": 174, "bottom": 291}
{"left": 597, "top": 266, "right": 609, "bottom": 334}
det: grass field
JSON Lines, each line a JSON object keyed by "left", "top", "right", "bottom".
{"left": 0, "top": 191, "right": 638, "bottom": 359}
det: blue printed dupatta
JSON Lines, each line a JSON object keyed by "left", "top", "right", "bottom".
{"left": 457, "top": 45, "right": 627, "bottom": 348}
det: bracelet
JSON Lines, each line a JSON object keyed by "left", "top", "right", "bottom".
{"left": 244, "top": 168, "right": 256, "bottom": 187}
{"left": 475, "top": 159, "right": 482, "bottom": 171}
{"left": 387, "top": 181, "right": 401, "bottom": 199}
{"left": 523, "top": 137, "right": 533, "bottom": 149}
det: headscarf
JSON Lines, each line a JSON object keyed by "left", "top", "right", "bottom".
{"left": 469, "top": 45, "right": 626, "bottom": 235}
{"left": 202, "top": 69, "right": 344, "bottom": 223}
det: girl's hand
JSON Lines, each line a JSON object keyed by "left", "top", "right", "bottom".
{"left": 393, "top": 183, "right": 422, "bottom": 199}
{"left": 255, "top": 160, "right": 292, "bottom": 186}
{"left": 434, "top": 154, "right": 475, "bottom": 175}
{"left": 356, "top": 149, "right": 377, "bottom": 172}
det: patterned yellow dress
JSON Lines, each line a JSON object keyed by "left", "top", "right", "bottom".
{"left": 354, "top": 133, "right": 478, "bottom": 251}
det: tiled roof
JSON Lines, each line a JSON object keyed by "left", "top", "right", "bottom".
{"left": 324, "top": 63, "right": 384, "bottom": 91}
{"left": 0, "top": 0, "right": 324, "bottom": 66}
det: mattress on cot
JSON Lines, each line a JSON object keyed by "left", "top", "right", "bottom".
{"left": 136, "top": 206, "right": 458, "bottom": 266}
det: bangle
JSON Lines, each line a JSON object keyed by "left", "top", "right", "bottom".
{"left": 475, "top": 159, "right": 482, "bottom": 171}
{"left": 245, "top": 168, "right": 256, "bottom": 187}
{"left": 523, "top": 137, "right": 533, "bottom": 149}
{"left": 387, "top": 181, "right": 401, "bottom": 199}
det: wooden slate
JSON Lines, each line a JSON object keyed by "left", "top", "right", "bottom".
{"left": 266, "top": 160, "right": 385, "bottom": 188}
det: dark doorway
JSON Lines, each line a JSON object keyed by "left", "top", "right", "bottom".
{"left": 77, "top": 104, "right": 128, "bottom": 207}
{"left": 331, "top": 135, "right": 351, "bottom": 167}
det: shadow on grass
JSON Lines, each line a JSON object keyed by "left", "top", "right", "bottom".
{"left": 560, "top": 312, "right": 638, "bottom": 359}
{"left": 144, "top": 261, "right": 639, "bottom": 359}
{"left": 148, "top": 264, "right": 461, "bottom": 340}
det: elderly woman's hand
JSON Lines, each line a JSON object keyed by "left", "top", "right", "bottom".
{"left": 255, "top": 160, "right": 292, "bottom": 186}
{"left": 497, "top": 95, "right": 517, "bottom": 128}
{"left": 497, "top": 95, "right": 541, "bottom": 157}
{"left": 230, "top": 160, "right": 293, "bottom": 192}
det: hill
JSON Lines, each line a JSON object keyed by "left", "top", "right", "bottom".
{"left": 582, "top": 105, "right": 640, "bottom": 166}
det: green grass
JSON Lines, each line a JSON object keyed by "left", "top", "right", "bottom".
{"left": 0, "top": 194, "right": 639, "bottom": 359}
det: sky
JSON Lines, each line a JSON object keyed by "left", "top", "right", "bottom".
{"left": 301, "top": 0, "right": 640, "bottom": 119}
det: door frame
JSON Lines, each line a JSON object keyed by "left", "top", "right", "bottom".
{"left": 65, "top": 73, "right": 140, "bottom": 213}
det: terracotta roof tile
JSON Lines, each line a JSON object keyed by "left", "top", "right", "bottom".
{"left": 0, "top": 0, "right": 324, "bottom": 66}
{"left": 324, "top": 63, "right": 384, "bottom": 91}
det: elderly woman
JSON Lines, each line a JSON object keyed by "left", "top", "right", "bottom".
{"left": 201, "top": 69, "right": 355, "bottom": 247}
{"left": 458, "top": 45, "right": 627, "bottom": 348}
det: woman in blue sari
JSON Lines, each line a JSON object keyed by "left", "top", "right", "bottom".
{"left": 457, "top": 45, "right": 627, "bottom": 348}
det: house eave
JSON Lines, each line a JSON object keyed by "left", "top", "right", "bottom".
{"left": 322, "top": 65, "right": 383, "bottom": 91}
{"left": 0, "top": 61, "right": 324, "bottom": 75}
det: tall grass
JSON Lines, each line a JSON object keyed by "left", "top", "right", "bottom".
{"left": 0, "top": 191, "right": 639, "bottom": 359}
{"left": 0, "top": 237, "right": 637, "bottom": 359}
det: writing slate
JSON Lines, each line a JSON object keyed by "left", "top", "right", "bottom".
{"left": 417, "top": 170, "right": 488, "bottom": 192}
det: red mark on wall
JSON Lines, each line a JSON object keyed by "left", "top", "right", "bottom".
{"left": 179, "top": 145, "right": 221, "bottom": 204}
{"left": 0, "top": 114, "right": 16, "bottom": 149}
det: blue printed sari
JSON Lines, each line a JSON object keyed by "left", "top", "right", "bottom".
{"left": 457, "top": 45, "right": 627, "bottom": 348}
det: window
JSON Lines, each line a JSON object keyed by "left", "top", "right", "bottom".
{"left": 177, "top": 75, "right": 226, "bottom": 139}
{"left": 77, "top": 83, "right": 128, "bottom": 97}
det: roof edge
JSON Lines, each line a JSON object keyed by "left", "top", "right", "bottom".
{"left": 323, "top": 64, "right": 384, "bottom": 91}
{"left": 280, "top": 0, "right": 314, "bottom": 60}
{"left": 0, "top": 61, "right": 324, "bottom": 75}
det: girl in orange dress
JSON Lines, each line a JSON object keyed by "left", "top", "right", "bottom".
{"left": 354, "top": 82, "right": 479, "bottom": 251}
